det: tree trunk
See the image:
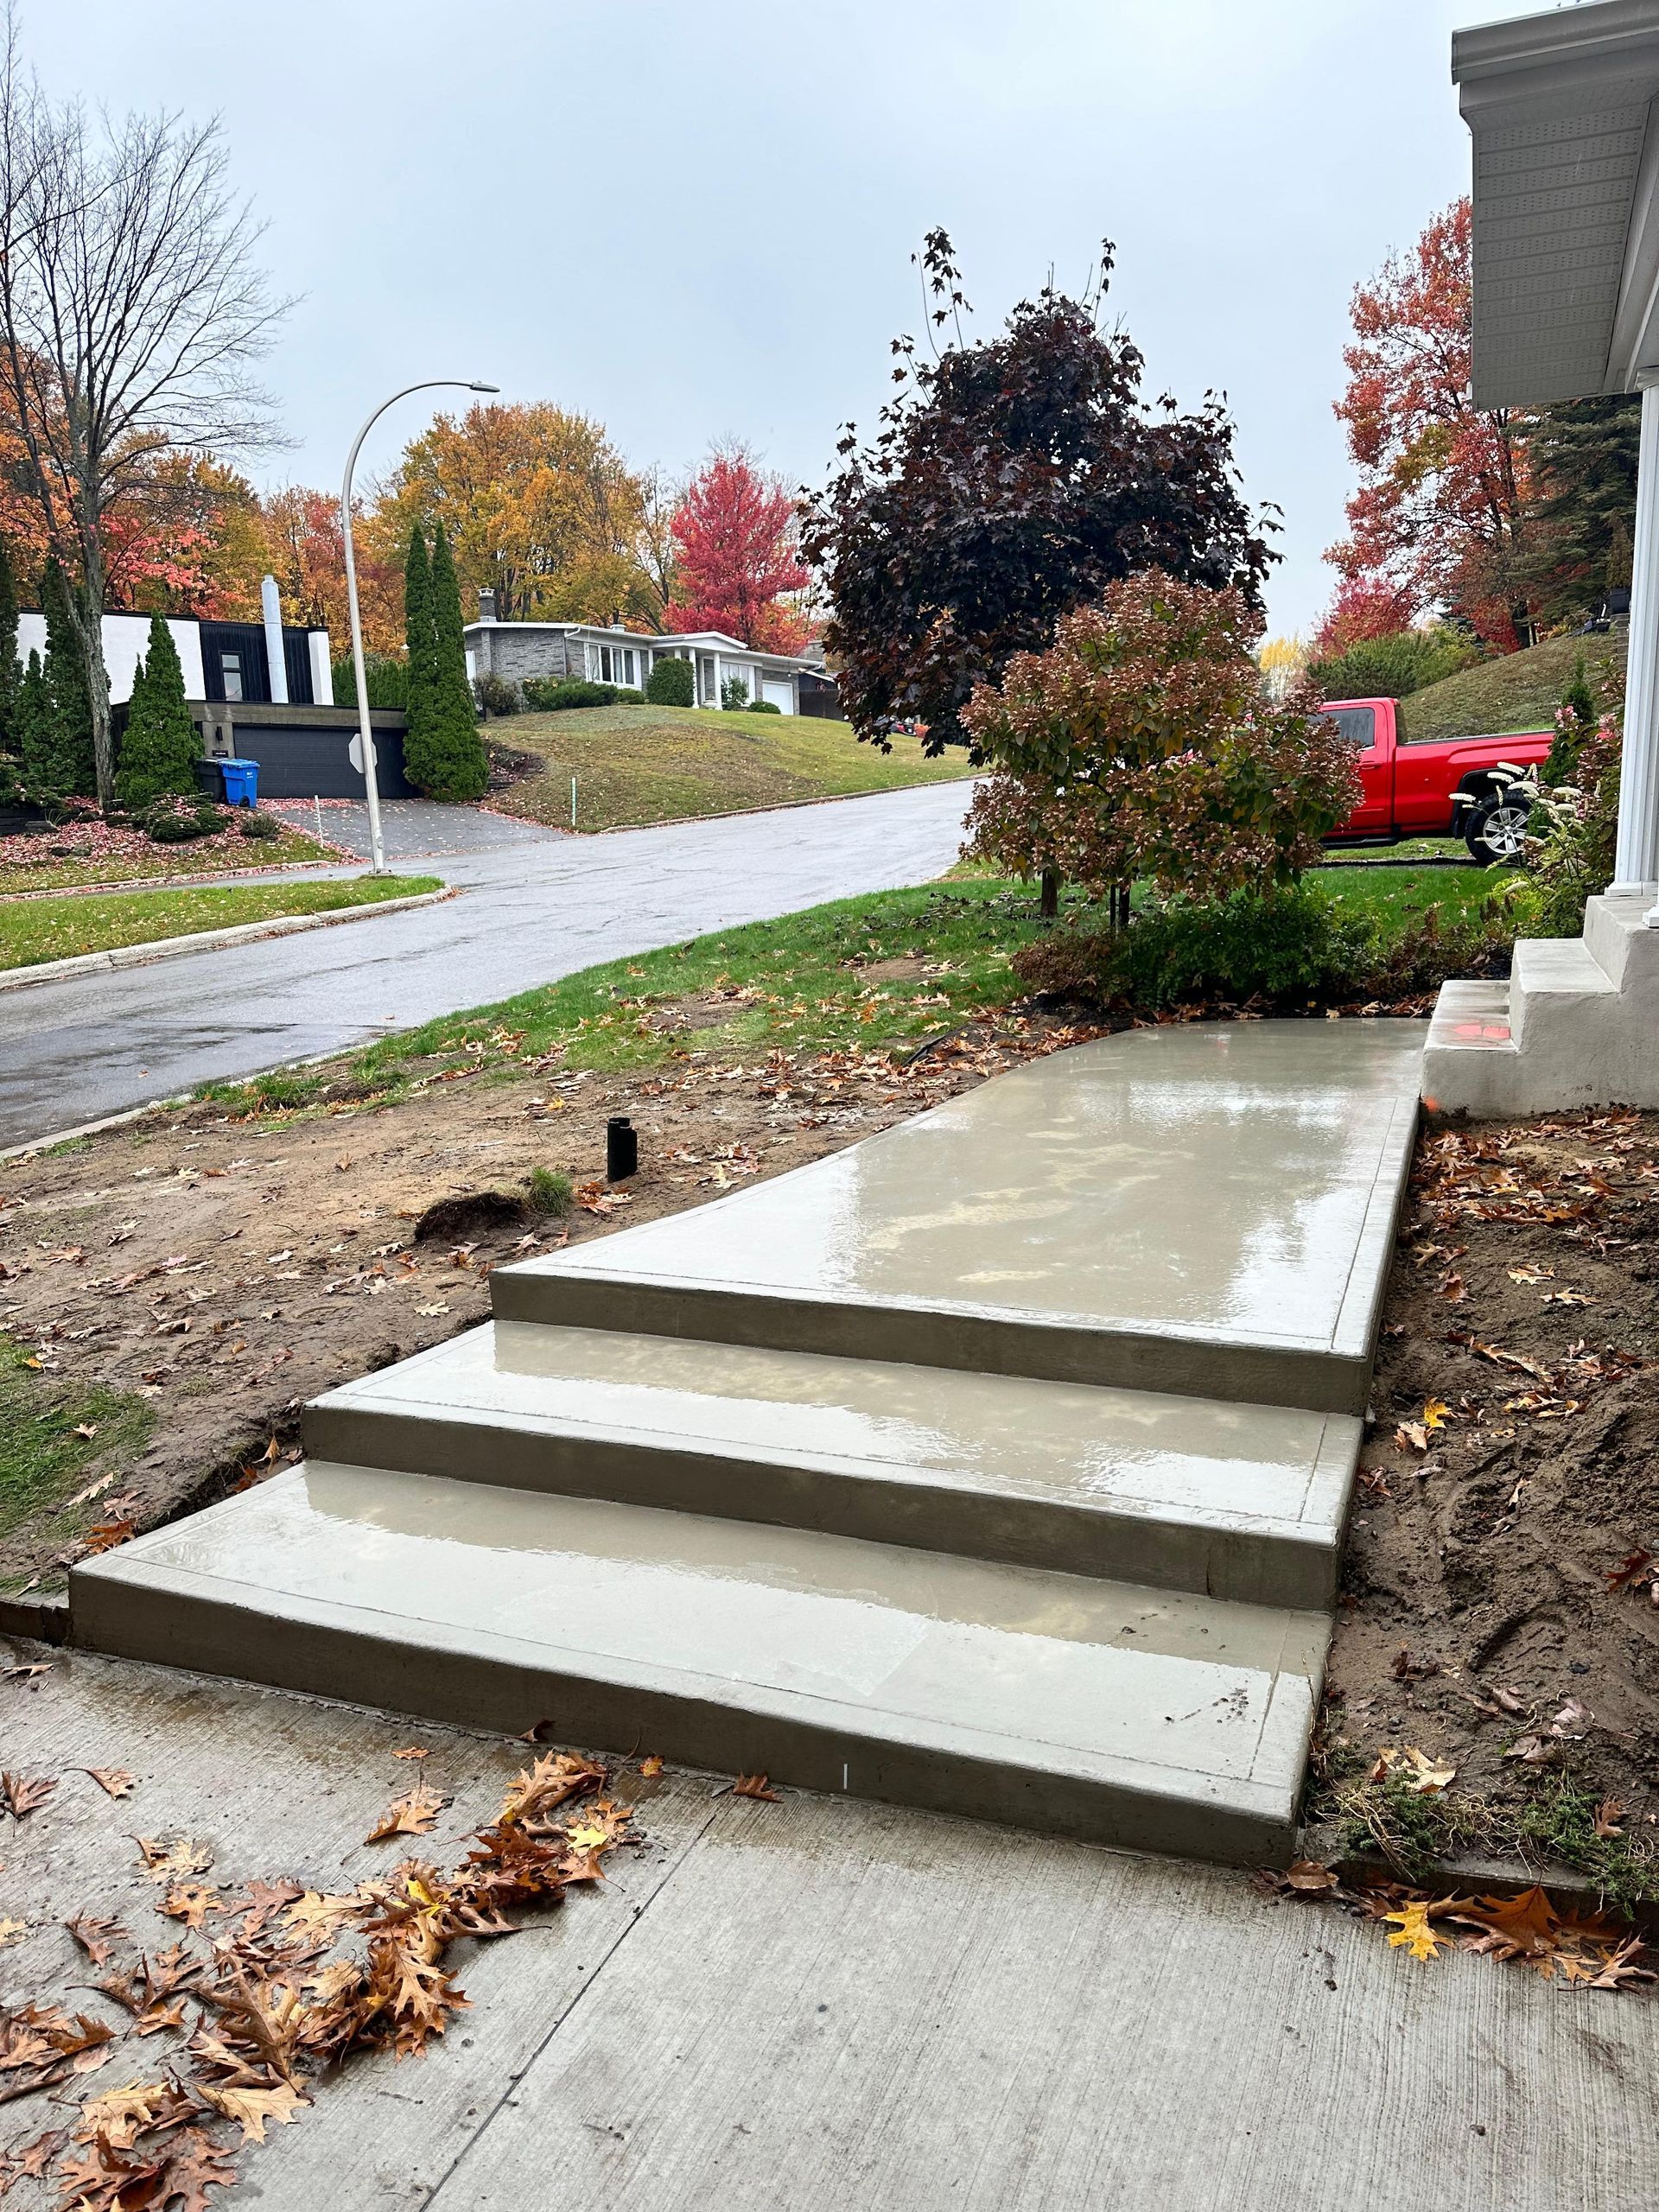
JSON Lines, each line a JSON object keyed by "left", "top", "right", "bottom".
{"left": 1039, "top": 866, "right": 1059, "bottom": 918}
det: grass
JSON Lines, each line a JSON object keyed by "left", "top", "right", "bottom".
{"left": 191, "top": 858, "right": 1509, "bottom": 1126}
{"left": 1315, "top": 857, "right": 1522, "bottom": 928}
{"left": 493, "top": 704, "right": 976, "bottom": 832}
{"left": 0, "top": 823, "right": 345, "bottom": 895}
{"left": 0, "top": 873, "right": 442, "bottom": 972}
{"left": 0, "top": 1335, "right": 155, "bottom": 1555}
{"left": 1395, "top": 630, "right": 1625, "bottom": 747}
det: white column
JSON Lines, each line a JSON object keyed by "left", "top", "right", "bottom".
{"left": 1613, "top": 379, "right": 1659, "bottom": 899}
{"left": 261, "top": 574, "right": 289, "bottom": 705}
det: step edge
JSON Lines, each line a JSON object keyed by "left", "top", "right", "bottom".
{"left": 69, "top": 1559, "right": 1309, "bottom": 1861}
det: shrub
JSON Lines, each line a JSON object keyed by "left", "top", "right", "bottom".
{"left": 612, "top": 687, "right": 645, "bottom": 705}
{"left": 332, "top": 654, "right": 409, "bottom": 710}
{"left": 1308, "top": 626, "right": 1476, "bottom": 702}
{"left": 404, "top": 519, "right": 489, "bottom": 803}
{"left": 1541, "top": 655, "right": 1598, "bottom": 786}
{"left": 963, "top": 572, "right": 1360, "bottom": 919}
{"left": 721, "top": 675, "right": 751, "bottom": 711}
{"left": 748, "top": 698, "right": 782, "bottom": 714}
{"left": 645, "top": 655, "right": 696, "bottom": 707}
{"left": 143, "top": 794, "right": 223, "bottom": 844}
{"left": 237, "top": 811, "right": 281, "bottom": 841}
{"left": 474, "top": 673, "right": 522, "bottom": 718}
{"left": 521, "top": 678, "right": 619, "bottom": 711}
{"left": 1509, "top": 716, "right": 1622, "bottom": 940}
{"left": 115, "top": 617, "right": 201, "bottom": 812}
{"left": 525, "top": 1166, "right": 574, "bottom": 1217}
{"left": 1014, "top": 881, "right": 1512, "bottom": 1011}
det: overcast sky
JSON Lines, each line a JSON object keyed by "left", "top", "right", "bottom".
{"left": 31, "top": 0, "right": 1488, "bottom": 640}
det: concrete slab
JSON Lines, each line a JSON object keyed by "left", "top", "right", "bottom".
{"left": 4, "top": 1647, "right": 1649, "bottom": 2212}
{"left": 306, "top": 1319, "right": 1358, "bottom": 1608}
{"left": 494, "top": 1022, "right": 1425, "bottom": 1414}
{"left": 71, "top": 1464, "right": 1329, "bottom": 1865}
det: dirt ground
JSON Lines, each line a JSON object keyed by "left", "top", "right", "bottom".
{"left": 0, "top": 1001, "right": 1107, "bottom": 1591}
{"left": 1325, "top": 1105, "right": 1659, "bottom": 1847}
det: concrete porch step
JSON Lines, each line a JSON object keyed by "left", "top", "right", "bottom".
{"left": 70, "top": 1464, "right": 1329, "bottom": 1865}
{"left": 305, "top": 1320, "right": 1360, "bottom": 1610}
{"left": 493, "top": 1024, "right": 1426, "bottom": 1416}
{"left": 1510, "top": 937, "right": 1618, "bottom": 1052}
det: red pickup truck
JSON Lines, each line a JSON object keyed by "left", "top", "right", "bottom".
{"left": 1319, "top": 697, "right": 1553, "bottom": 863}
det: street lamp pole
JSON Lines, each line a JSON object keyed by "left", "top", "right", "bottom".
{"left": 341, "top": 378, "right": 499, "bottom": 874}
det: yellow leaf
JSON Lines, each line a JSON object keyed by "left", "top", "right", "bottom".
{"left": 1422, "top": 1398, "right": 1451, "bottom": 1431}
{"left": 0, "top": 1916, "right": 24, "bottom": 1948}
{"left": 200, "top": 2080, "right": 309, "bottom": 2143}
{"left": 1385, "top": 1901, "right": 1448, "bottom": 1961}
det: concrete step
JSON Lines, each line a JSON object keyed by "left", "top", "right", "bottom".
{"left": 493, "top": 1024, "right": 1425, "bottom": 1416}
{"left": 1584, "top": 891, "right": 1659, "bottom": 993}
{"left": 1421, "top": 980, "right": 1517, "bottom": 1116}
{"left": 70, "top": 1464, "right": 1329, "bottom": 1866}
{"left": 305, "top": 1320, "right": 1360, "bottom": 1611}
{"left": 1510, "top": 936, "right": 1618, "bottom": 1052}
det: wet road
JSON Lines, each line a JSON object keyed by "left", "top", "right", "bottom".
{"left": 0, "top": 782, "right": 974, "bottom": 1147}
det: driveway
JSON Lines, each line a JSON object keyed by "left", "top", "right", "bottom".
{"left": 0, "top": 783, "right": 974, "bottom": 1148}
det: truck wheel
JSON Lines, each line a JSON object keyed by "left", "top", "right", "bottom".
{"left": 1463, "top": 791, "right": 1531, "bottom": 864}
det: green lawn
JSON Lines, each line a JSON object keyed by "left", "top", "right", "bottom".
{"left": 493, "top": 704, "right": 976, "bottom": 832}
{"left": 194, "top": 860, "right": 1508, "bottom": 1122}
{"left": 1395, "top": 631, "right": 1624, "bottom": 745}
{"left": 0, "top": 873, "right": 442, "bottom": 972}
{"left": 0, "top": 822, "right": 346, "bottom": 895}
{"left": 0, "top": 1336, "right": 155, "bottom": 1556}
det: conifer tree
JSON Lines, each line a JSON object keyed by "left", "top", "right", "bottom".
{"left": 16, "top": 650, "right": 61, "bottom": 794}
{"left": 403, "top": 524, "right": 435, "bottom": 763}
{"left": 0, "top": 539, "right": 19, "bottom": 758}
{"left": 115, "top": 617, "right": 202, "bottom": 811}
{"left": 411, "top": 519, "right": 489, "bottom": 801}
{"left": 40, "top": 556, "right": 95, "bottom": 796}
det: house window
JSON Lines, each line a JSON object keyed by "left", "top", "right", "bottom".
{"left": 593, "top": 643, "right": 639, "bottom": 685}
{"left": 219, "top": 651, "right": 244, "bottom": 702}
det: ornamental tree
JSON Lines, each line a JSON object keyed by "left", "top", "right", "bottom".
{"left": 962, "top": 571, "right": 1360, "bottom": 923}
{"left": 801, "top": 232, "right": 1276, "bottom": 753}
{"left": 403, "top": 524, "right": 435, "bottom": 764}
{"left": 666, "top": 446, "right": 810, "bottom": 652}
{"left": 115, "top": 617, "right": 200, "bottom": 810}
{"left": 404, "top": 519, "right": 488, "bottom": 803}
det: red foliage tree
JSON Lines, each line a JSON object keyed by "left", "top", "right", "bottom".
{"left": 1310, "top": 575, "right": 1416, "bottom": 660}
{"left": 1329, "top": 198, "right": 1532, "bottom": 650}
{"left": 666, "top": 446, "right": 810, "bottom": 652}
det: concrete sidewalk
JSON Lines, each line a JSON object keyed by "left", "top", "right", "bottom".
{"left": 1, "top": 1643, "right": 1647, "bottom": 2212}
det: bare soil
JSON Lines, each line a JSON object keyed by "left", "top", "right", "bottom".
{"left": 1325, "top": 1106, "right": 1659, "bottom": 1834}
{"left": 0, "top": 1009, "right": 1106, "bottom": 1590}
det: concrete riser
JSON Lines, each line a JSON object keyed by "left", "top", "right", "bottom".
{"left": 69, "top": 1573, "right": 1306, "bottom": 1866}
{"left": 487, "top": 1271, "right": 1375, "bottom": 1420}
{"left": 302, "top": 1401, "right": 1344, "bottom": 1612}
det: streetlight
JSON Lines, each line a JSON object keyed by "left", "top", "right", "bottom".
{"left": 341, "top": 378, "right": 499, "bottom": 874}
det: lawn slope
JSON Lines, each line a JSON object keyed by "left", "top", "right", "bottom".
{"left": 1395, "top": 630, "right": 1624, "bottom": 746}
{"left": 0, "top": 873, "right": 442, "bottom": 972}
{"left": 491, "top": 703, "right": 976, "bottom": 832}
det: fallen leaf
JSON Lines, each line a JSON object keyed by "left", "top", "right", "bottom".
{"left": 135, "top": 1835, "right": 213, "bottom": 1882}
{"left": 199, "top": 2079, "right": 309, "bottom": 2144}
{"left": 1593, "top": 1798, "right": 1624, "bottom": 1840}
{"left": 0, "top": 1916, "right": 23, "bottom": 1948}
{"left": 730, "top": 1773, "right": 781, "bottom": 1802}
{"left": 1421, "top": 1398, "right": 1451, "bottom": 1431}
{"left": 1384, "top": 1899, "right": 1452, "bottom": 1961}
{"left": 1283, "top": 1860, "right": 1338, "bottom": 1893}
{"left": 78, "top": 2078, "right": 168, "bottom": 2150}
{"left": 158, "top": 1882, "right": 225, "bottom": 1929}
{"left": 639, "top": 1754, "right": 664, "bottom": 1779}
{"left": 83, "top": 1516, "right": 137, "bottom": 1554}
{"left": 1373, "top": 1746, "right": 1456, "bottom": 1794}
{"left": 1, "top": 1771, "right": 55, "bottom": 1818}
{"left": 65, "top": 1913, "right": 125, "bottom": 1965}
{"left": 390, "top": 1746, "right": 430, "bottom": 1761}
{"left": 1394, "top": 1422, "right": 1429, "bottom": 1455}
{"left": 83, "top": 1767, "right": 135, "bottom": 1799}
{"left": 365, "top": 1780, "right": 448, "bottom": 1842}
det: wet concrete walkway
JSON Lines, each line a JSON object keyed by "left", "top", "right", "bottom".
{"left": 0, "top": 781, "right": 971, "bottom": 1147}
{"left": 2, "top": 1644, "right": 1647, "bottom": 2212}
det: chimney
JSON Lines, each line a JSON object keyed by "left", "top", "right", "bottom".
{"left": 478, "top": 588, "right": 497, "bottom": 622}
{"left": 261, "top": 574, "right": 289, "bottom": 703}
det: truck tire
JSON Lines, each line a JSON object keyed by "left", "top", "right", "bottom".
{"left": 1463, "top": 791, "right": 1531, "bottom": 864}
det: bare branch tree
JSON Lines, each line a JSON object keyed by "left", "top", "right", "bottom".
{"left": 637, "top": 465, "right": 683, "bottom": 626}
{"left": 0, "top": 20, "right": 291, "bottom": 805}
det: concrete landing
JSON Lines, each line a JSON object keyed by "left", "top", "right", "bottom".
{"left": 496, "top": 1023, "right": 1426, "bottom": 1416}
{"left": 72, "top": 1021, "right": 1424, "bottom": 1867}
{"left": 306, "top": 1321, "right": 1358, "bottom": 1608}
{"left": 71, "top": 1464, "right": 1328, "bottom": 1864}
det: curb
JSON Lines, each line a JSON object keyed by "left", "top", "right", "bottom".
{"left": 1315, "top": 1841, "right": 1659, "bottom": 1933}
{"left": 0, "top": 884, "right": 455, "bottom": 995}
{"left": 0, "top": 1592, "right": 67, "bottom": 1644}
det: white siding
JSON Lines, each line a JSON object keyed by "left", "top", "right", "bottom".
{"left": 15, "top": 610, "right": 205, "bottom": 704}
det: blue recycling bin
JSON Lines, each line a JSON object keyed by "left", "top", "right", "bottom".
{"left": 219, "top": 757, "right": 259, "bottom": 809}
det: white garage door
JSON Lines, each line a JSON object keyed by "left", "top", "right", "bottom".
{"left": 761, "top": 679, "right": 794, "bottom": 714}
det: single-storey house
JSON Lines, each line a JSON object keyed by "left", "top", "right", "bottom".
{"left": 463, "top": 606, "right": 836, "bottom": 716}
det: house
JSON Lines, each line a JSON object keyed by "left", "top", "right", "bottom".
{"left": 1421, "top": 0, "right": 1659, "bottom": 1114}
{"left": 463, "top": 601, "right": 835, "bottom": 716}
{"left": 14, "top": 582, "right": 416, "bottom": 801}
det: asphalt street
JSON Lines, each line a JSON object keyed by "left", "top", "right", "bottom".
{"left": 0, "top": 782, "right": 974, "bottom": 1147}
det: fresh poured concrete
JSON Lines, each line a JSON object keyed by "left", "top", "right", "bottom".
{"left": 73, "top": 1022, "right": 1424, "bottom": 1866}
{"left": 72, "top": 1462, "right": 1327, "bottom": 1863}
{"left": 304, "top": 1322, "right": 1360, "bottom": 1606}
{"left": 495, "top": 1021, "right": 1425, "bottom": 1414}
